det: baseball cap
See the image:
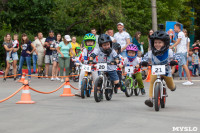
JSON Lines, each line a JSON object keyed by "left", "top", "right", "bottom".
{"left": 64, "top": 35, "right": 71, "bottom": 42}
{"left": 117, "top": 22, "right": 124, "bottom": 26}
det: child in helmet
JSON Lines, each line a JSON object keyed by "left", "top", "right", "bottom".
{"left": 90, "top": 34, "right": 121, "bottom": 90}
{"left": 75, "top": 33, "right": 98, "bottom": 96}
{"left": 142, "top": 30, "right": 177, "bottom": 107}
{"left": 112, "top": 42, "right": 126, "bottom": 92}
{"left": 123, "top": 44, "right": 145, "bottom": 95}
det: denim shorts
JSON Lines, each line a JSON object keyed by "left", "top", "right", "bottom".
{"left": 176, "top": 52, "right": 187, "bottom": 66}
{"left": 107, "top": 70, "right": 119, "bottom": 81}
{"left": 6, "top": 52, "right": 18, "bottom": 61}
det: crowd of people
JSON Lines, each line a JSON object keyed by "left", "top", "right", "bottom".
{"left": 2, "top": 22, "right": 200, "bottom": 107}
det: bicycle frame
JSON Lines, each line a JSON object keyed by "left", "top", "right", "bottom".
{"left": 152, "top": 75, "right": 166, "bottom": 99}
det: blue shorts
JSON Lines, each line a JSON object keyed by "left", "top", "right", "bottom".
{"left": 176, "top": 52, "right": 187, "bottom": 66}
{"left": 6, "top": 52, "right": 18, "bottom": 61}
{"left": 107, "top": 71, "right": 119, "bottom": 81}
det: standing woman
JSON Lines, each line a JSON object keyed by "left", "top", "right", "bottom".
{"left": 3, "top": 34, "right": 19, "bottom": 81}
{"left": 133, "top": 31, "right": 144, "bottom": 54}
{"left": 50, "top": 33, "right": 62, "bottom": 81}
{"left": 18, "top": 33, "right": 36, "bottom": 81}
{"left": 57, "top": 35, "right": 75, "bottom": 82}
{"left": 148, "top": 29, "right": 154, "bottom": 51}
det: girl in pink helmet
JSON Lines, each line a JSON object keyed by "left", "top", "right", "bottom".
{"left": 123, "top": 44, "right": 145, "bottom": 95}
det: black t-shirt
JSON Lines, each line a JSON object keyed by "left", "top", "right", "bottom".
{"left": 45, "top": 36, "right": 56, "bottom": 55}
{"left": 21, "top": 41, "right": 32, "bottom": 57}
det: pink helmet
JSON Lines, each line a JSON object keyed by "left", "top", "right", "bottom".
{"left": 126, "top": 44, "right": 138, "bottom": 51}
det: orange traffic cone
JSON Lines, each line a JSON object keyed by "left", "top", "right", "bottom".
{"left": 18, "top": 73, "right": 26, "bottom": 83}
{"left": 145, "top": 66, "right": 151, "bottom": 82}
{"left": 16, "top": 80, "right": 35, "bottom": 104}
{"left": 60, "top": 78, "right": 74, "bottom": 97}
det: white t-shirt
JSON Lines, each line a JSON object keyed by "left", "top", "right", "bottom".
{"left": 114, "top": 31, "right": 130, "bottom": 50}
{"left": 185, "top": 37, "right": 190, "bottom": 51}
{"left": 176, "top": 31, "right": 187, "bottom": 53}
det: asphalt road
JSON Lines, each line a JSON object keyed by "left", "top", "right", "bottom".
{"left": 0, "top": 76, "right": 199, "bottom": 133}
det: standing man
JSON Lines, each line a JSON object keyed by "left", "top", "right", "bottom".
{"left": 32, "top": 36, "right": 38, "bottom": 74}
{"left": 114, "top": 22, "right": 131, "bottom": 58}
{"left": 91, "top": 28, "right": 99, "bottom": 48}
{"left": 107, "top": 29, "right": 116, "bottom": 42}
{"left": 34, "top": 32, "right": 46, "bottom": 77}
{"left": 170, "top": 23, "right": 193, "bottom": 85}
{"left": 44, "top": 30, "right": 56, "bottom": 79}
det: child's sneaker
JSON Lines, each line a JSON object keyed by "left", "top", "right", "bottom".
{"left": 145, "top": 99, "right": 153, "bottom": 107}
{"left": 51, "top": 77, "right": 55, "bottom": 81}
{"left": 61, "top": 78, "right": 64, "bottom": 82}
{"left": 141, "top": 88, "right": 146, "bottom": 95}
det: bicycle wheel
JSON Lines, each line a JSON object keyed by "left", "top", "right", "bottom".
{"left": 81, "top": 78, "right": 87, "bottom": 99}
{"left": 86, "top": 80, "right": 92, "bottom": 97}
{"left": 133, "top": 80, "right": 140, "bottom": 96}
{"left": 154, "top": 83, "right": 161, "bottom": 111}
{"left": 94, "top": 77, "right": 103, "bottom": 102}
{"left": 125, "top": 78, "right": 133, "bottom": 97}
{"left": 161, "top": 87, "right": 166, "bottom": 108}
{"left": 105, "top": 81, "right": 113, "bottom": 101}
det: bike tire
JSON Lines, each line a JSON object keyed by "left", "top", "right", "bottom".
{"left": 94, "top": 77, "right": 103, "bottom": 102}
{"left": 105, "top": 81, "right": 113, "bottom": 101}
{"left": 86, "top": 80, "right": 92, "bottom": 97}
{"left": 161, "top": 87, "right": 166, "bottom": 108}
{"left": 154, "top": 83, "right": 161, "bottom": 111}
{"left": 133, "top": 81, "right": 140, "bottom": 96}
{"left": 81, "top": 78, "right": 87, "bottom": 99}
{"left": 114, "top": 87, "right": 118, "bottom": 94}
{"left": 125, "top": 78, "right": 133, "bottom": 97}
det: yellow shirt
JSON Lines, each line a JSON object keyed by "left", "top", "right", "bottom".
{"left": 70, "top": 42, "right": 80, "bottom": 57}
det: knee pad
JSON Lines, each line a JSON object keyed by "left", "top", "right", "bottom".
{"left": 115, "top": 82, "right": 121, "bottom": 88}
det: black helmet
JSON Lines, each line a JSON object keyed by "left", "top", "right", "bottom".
{"left": 150, "top": 31, "right": 170, "bottom": 56}
{"left": 112, "top": 42, "right": 121, "bottom": 54}
{"left": 98, "top": 34, "right": 113, "bottom": 56}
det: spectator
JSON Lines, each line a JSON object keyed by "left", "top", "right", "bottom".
{"left": 57, "top": 35, "right": 75, "bottom": 82}
{"left": 33, "top": 32, "right": 46, "bottom": 78}
{"left": 188, "top": 48, "right": 193, "bottom": 73}
{"left": 148, "top": 29, "right": 154, "bottom": 51}
{"left": 70, "top": 36, "right": 80, "bottom": 75}
{"left": 91, "top": 28, "right": 99, "bottom": 48}
{"left": 44, "top": 30, "right": 56, "bottom": 79}
{"left": 3, "top": 34, "right": 19, "bottom": 81}
{"left": 50, "top": 33, "right": 62, "bottom": 81}
{"left": 170, "top": 23, "right": 193, "bottom": 85}
{"left": 114, "top": 22, "right": 131, "bottom": 58}
{"left": 133, "top": 31, "right": 144, "bottom": 54}
{"left": 192, "top": 47, "right": 199, "bottom": 76}
{"left": 32, "top": 36, "right": 38, "bottom": 74}
{"left": 178, "top": 29, "right": 190, "bottom": 79}
{"left": 107, "top": 29, "right": 116, "bottom": 42}
{"left": 18, "top": 33, "right": 36, "bottom": 81}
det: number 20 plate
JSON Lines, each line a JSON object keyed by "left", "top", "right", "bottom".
{"left": 97, "top": 63, "right": 107, "bottom": 71}
{"left": 152, "top": 65, "right": 165, "bottom": 75}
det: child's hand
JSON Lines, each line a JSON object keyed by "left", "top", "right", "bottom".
{"left": 135, "top": 65, "right": 140, "bottom": 68}
{"left": 141, "top": 42, "right": 144, "bottom": 45}
{"left": 61, "top": 53, "right": 64, "bottom": 57}
{"left": 118, "top": 64, "right": 123, "bottom": 68}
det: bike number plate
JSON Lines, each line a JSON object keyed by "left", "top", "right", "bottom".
{"left": 125, "top": 66, "right": 134, "bottom": 74}
{"left": 152, "top": 65, "right": 165, "bottom": 75}
{"left": 82, "top": 65, "right": 91, "bottom": 72}
{"left": 97, "top": 63, "right": 107, "bottom": 71}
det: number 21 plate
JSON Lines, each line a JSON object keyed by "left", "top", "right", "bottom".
{"left": 152, "top": 65, "right": 165, "bottom": 75}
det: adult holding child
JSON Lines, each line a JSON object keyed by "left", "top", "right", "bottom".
{"left": 3, "top": 34, "right": 19, "bottom": 81}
